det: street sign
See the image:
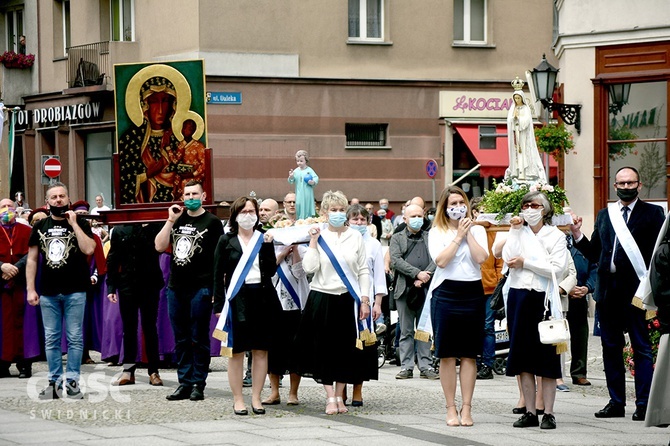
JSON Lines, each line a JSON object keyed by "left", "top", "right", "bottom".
{"left": 426, "top": 159, "right": 438, "bottom": 179}
{"left": 43, "top": 157, "right": 62, "bottom": 178}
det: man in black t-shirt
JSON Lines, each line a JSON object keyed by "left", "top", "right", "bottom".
{"left": 155, "top": 180, "right": 224, "bottom": 401}
{"left": 26, "top": 182, "right": 96, "bottom": 400}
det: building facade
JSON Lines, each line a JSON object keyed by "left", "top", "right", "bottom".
{"left": 1, "top": 0, "right": 555, "bottom": 212}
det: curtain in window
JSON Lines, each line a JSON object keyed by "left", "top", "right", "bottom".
{"left": 367, "top": 0, "right": 381, "bottom": 38}
{"left": 349, "top": 0, "right": 361, "bottom": 37}
{"left": 470, "top": 0, "right": 485, "bottom": 42}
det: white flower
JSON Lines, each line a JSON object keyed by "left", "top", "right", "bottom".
{"left": 529, "top": 184, "right": 538, "bottom": 192}
{"left": 541, "top": 184, "right": 555, "bottom": 192}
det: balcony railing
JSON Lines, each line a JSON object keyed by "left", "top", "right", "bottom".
{"left": 66, "top": 41, "right": 110, "bottom": 88}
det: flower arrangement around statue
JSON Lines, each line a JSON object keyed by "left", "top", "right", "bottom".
{"left": 265, "top": 214, "right": 327, "bottom": 245}
{"left": 608, "top": 124, "right": 638, "bottom": 160}
{"left": 0, "top": 51, "right": 35, "bottom": 69}
{"left": 535, "top": 123, "right": 575, "bottom": 161}
{"left": 478, "top": 178, "right": 570, "bottom": 225}
{"left": 623, "top": 317, "right": 661, "bottom": 376}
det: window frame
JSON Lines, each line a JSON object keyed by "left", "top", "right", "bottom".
{"left": 111, "top": 0, "right": 135, "bottom": 42}
{"left": 345, "top": 123, "right": 391, "bottom": 150}
{"left": 63, "top": 0, "right": 71, "bottom": 54}
{"left": 5, "top": 7, "right": 24, "bottom": 52}
{"left": 348, "top": 0, "right": 384, "bottom": 43}
{"left": 453, "top": 0, "right": 487, "bottom": 45}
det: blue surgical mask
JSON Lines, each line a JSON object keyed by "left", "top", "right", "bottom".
{"left": 349, "top": 224, "right": 367, "bottom": 235}
{"left": 427, "top": 214, "right": 435, "bottom": 221}
{"left": 184, "top": 198, "right": 202, "bottom": 211}
{"left": 328, "top": 211, "right": 347, "bottom": 227}
{"left": 408, "top": 216, "right": 424, "bottom": 231}
{"left": 380, "top": 204, "right": 388, "bottom": 210}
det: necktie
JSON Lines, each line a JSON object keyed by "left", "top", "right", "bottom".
{"left": 622, "top": 206, "right": 630, "bottom": 223}
{"left": 614, "top": 206, "right": 631, "bottom": 264}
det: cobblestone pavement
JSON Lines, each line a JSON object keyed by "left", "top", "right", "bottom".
{"left": 0, "top": 318, "right": 668, "bottom": 446}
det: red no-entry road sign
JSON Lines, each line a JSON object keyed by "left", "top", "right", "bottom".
{"left": 43, "top": 157, "right": 62, "bottom": 178}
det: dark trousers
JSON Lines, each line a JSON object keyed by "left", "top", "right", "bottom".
{"left": 167, "top": 287, "right": 212, "bottom": 389}
{"left": 598, "top": 298, "right": 653, "bottom": 408}
{"left": 118, "top": 287, "right": 161, "bottom": 375}
{"left": 566, "top": 297, "right": 589, "bottom": 379}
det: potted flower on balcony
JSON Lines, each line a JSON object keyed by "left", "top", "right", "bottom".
{"left": 534, "top": 123, "right": 575, "bottom": 161}
{"left": 0, "top": 51, "right": 35, "bottom": 69}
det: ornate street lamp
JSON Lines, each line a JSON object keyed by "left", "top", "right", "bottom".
{"left": 608, "top": 83, "right": 631, "bottom": 115}
{"left": 530, "top": 54, "right": 582, "bottom": 134}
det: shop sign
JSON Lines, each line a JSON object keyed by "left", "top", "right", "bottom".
{"left": 14, "top": 101, "right": 104, "bottom": 129}
{"left": 439, "top": 91, "right": 519, "bottom": 119}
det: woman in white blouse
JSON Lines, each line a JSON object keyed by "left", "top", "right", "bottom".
{"left": 346, "top": 204, "right": 386, "bottom": 407}
{"left": 426, "top": 186, "right": 488, "bottom": 427}
{"left": 500, "top": 191, "right": 569, "bottom": 430}
{"left": 293, "top": 191, "right": 371, "bottom": 415}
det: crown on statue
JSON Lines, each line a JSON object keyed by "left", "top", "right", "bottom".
{"left": 511, "top": 76, "right": 525, "bottom": 91}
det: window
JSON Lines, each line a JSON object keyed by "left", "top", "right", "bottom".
{"left": 478, "top": 125, "right": 497, "bottom": 149}
{"left": 346, "top": 123, "right": 388, "bottom": 148}
{"left": 348, "top": 0, "right": 383, "bottom": 41}
{"left": 5, "top": 8, "right": 24, "bottom": 52}
{"left": 63, "top": 0, "right": 71, "bottom": 53}
{"left": 111, "top": 0, "right": 134, "bottom": 42}
{"left": 85, "top": 132, "right": 115, "bottom": 208}
{"left": 454, "top": 0, "right": 486, "bottom": 44}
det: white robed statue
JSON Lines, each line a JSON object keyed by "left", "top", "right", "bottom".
{"left": 505, "top": 79, "right": 547, "bottom": 183}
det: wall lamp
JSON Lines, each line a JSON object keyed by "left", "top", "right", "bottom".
{"left": 530, "top": 54, "right": 582, "bottom": 134}
{"left": 609, "top": 83, "right": 631, "bottom": 116}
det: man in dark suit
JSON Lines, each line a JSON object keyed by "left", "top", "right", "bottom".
{"left": 570, "top": 166, "right": 665, "bottom": 421}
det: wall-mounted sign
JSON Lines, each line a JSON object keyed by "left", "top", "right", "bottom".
{"left": 14, "top": 101, "right": 104, "bottom": 129}
{"left": 207, "top": 92, "right": 242, "bottom": 104}
{"left": 439, "top": 91, "right": 520, "bottom": 120}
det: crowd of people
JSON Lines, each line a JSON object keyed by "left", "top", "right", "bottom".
{"left": 1, "top": 165, "right": 669, "bottom": 434}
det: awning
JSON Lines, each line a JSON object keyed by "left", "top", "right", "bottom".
{"left": 454, "top": 124, "right": 557, "bottom": 178}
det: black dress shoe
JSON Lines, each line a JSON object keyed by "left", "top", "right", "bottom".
{"left": 351, "top": 400, "right": 363, "bottom": 407}
{"left": 233, "top": 405, "right": 248, "bottom": 416}
{"left": 540, "top": 413, "right": 557, "bottom": 430}
{"left": 513, "top": 411, "right": 539, "bottom": 428}
{"left": 252, "top": 406, "right": 266, "bottom": 415}
{"left": 632, "top": 405, "right": 647, "bottom": 421}
{"left": 594, "top": 402, "right": 625, "bottom": 418}
{"left": 190, "top": 386, "right": 204, "bottom": 401}
{"left": 166, "top": 385, "right": 192, "bottom": 401}
{"left": 512, "top": 407, "right": 526, "bottom": 415}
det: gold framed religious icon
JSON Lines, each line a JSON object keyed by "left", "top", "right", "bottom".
{"left": 114, "top": 60, "right": 210, "bottom": 208}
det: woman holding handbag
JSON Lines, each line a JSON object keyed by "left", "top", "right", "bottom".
{"left": 500, "top": 191, "right": 569, "bottom": 430}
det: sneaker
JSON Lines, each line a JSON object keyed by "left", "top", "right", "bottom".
{"left": 395, "top": 369, "right": 413, "bottom": 379}
{"left": 375, "top": 323, "right": 387, "bottom": 336}
{"left": 556, "top": 383, "right": 570, "bottom": 392}
{"left": 476, "top": 365, "right": 493, "bottom": 380}
{"left": 419, "top": 369, "right": 439, "bottom": 380}
{"left": 242, "top": 372, "right": 252, "bottom": 388}
{"left": 65, "top": 381, "right": 84, "bottom": 399}
{"left": 513, "top": 411, "right": 539, "bottom": 428}
{"left": 38, "top": 381, "right": 60, "bottom": 400}
{"left": 540, "top": 413, "right": 557, "bottom": 429}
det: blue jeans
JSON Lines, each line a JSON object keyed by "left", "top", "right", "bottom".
{"left": 40, "top": 292, "right": 87, "bottom": 384}
{"left": 478, "top": 294, "right": 495, "bottom": 368}
{"left": 167, "top": 287, "right": 212, "bottom": 388}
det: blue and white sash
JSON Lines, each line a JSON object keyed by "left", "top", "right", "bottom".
{"left": 317, "top": 236, "right": 366, "bottom": 349}
{"left": 277, "top": 261, "right": 302, "bottom": 310}
{"left": 212, "top": 231, "right": 263, "bottom": 356}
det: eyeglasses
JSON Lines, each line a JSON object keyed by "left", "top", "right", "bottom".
{"left": 615, "top": 181, "right": 639, "bottom": 188}
{"left": 521, "top": 203, "right": 544, "bottom": 210}
{"left": 284, "top": 201, "right": 295, "bottom": 205}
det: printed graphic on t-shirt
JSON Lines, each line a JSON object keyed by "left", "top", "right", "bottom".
{"left": 38, "top": 227, "right": 77, "bottom": 268}
{"left": 172, "top": 225, "right": 208, "bottom": 266}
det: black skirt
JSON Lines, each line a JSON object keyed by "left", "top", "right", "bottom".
{"left": 431, "top": 278, "right": 485, "bottom": 359}
{"left": 268, "top": 308, "right": 301, "bottom": 376}
{"left": 505, "top": 287, "right": 561, "bottom": 378}
{"left": 292, "top": 290, "right": 367, "bottom": 385}
{"left": 230, "top": 283, "right": 282, "bottom": 353}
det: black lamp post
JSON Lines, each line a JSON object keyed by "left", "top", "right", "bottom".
{"left": 530, "top": 54, "right": 582, "bottom": 134}
{"left": 608, "top": 83, "right": 631, "bottom": 116}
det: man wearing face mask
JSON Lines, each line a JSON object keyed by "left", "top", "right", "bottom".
{"left": 571, "top": 166, "right": 664, "bottom": 422}
{"left": 26, "top": 183, "right": 97, "bottom": 399}
{"left": 390, "top": 204, "right": 438, "bottom": 379}
{"left": 0, "top": 198, "right": 33, "bottom": 378}
{"left": 155, "top": 180, "right": 225, "bottom": 401}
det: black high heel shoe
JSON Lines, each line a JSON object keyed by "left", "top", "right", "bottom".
{"left": 233, "top": 404, "right": 248, "bottom": 416}
{"left": 252, "top": 406, "right": 266, "bottom": 415}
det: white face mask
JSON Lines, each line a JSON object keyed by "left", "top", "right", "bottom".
{"left": 447, "top": 205, "right": 467, "bottom": 221}
{"left": 237, "top": 213, "right": 258, "bottom": 230}
{"left": 521, "top": 209, "right": 543, "bottom": 226}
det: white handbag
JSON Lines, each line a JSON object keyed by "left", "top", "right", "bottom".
{"left": 538, "top": 264, "right": 570, "bottom": 345}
